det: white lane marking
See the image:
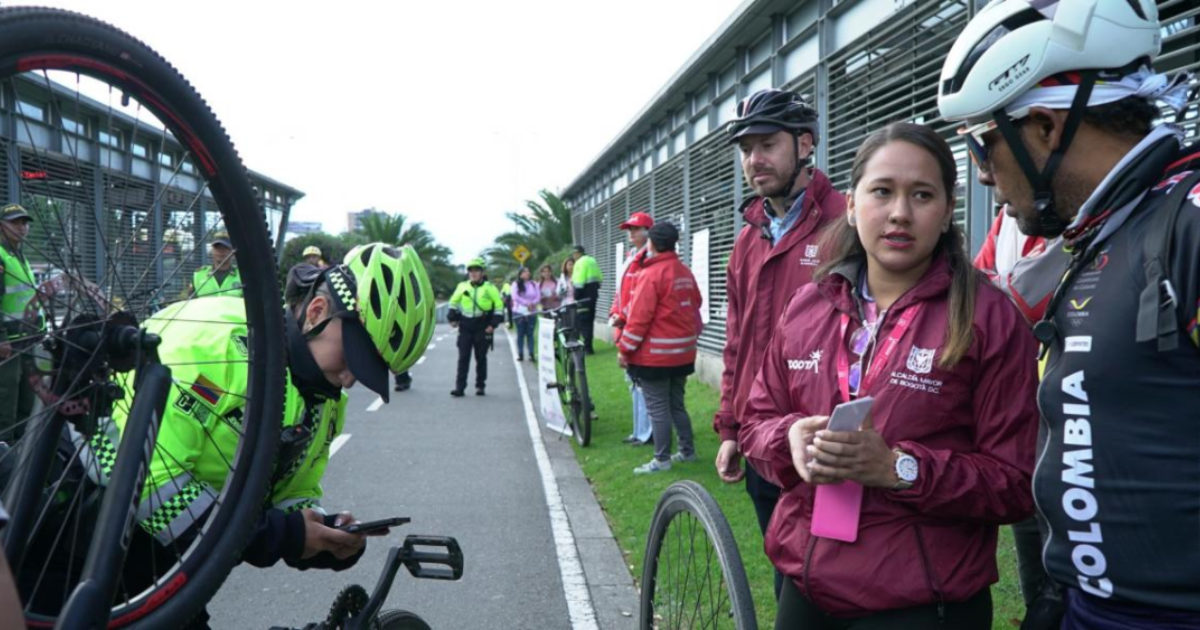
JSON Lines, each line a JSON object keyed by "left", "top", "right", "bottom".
{"left": 508, "top": 329, "right": 598, "bottom": 629}
{"left": 417, "top": 356, "right": 427, "bottom": 366}
{"left": 367, "top": 396, "right": 385, "bottom": 412}
{"left": 436, "top": 335, "right": 445, "bottom": 342}
{"left": 427, "top": 344, "right": 436, "bottom": 350}
{"left": 330, "top": 434, "right": 351, "bottom": 457}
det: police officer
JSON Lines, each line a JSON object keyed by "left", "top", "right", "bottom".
{"left": 188, "top": 230, "right": 242, "bottom": 297}
{"left": 448, "top": 258, "right": 504, "bottom": 397}
{"left": 570, "top": 245, "right": 603, "bottom": 354}
{"left": 302, "top": 245, "right": 326, "bottom": 268}
{"left": 0, "top": 204, "right": 39, "bottom": 441}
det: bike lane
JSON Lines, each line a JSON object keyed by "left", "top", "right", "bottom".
{"left": 208, "top": 323, "right": 638, "bottom": 629}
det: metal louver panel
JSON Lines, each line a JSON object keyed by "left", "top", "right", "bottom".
{"left": 1157, "top": 0, "right": 1200, "bottom": 142}
{"left": 18, "top": 148, "right": 100, "bottom": 286}
{"left": 686, "top": 132, "right": 739, "bottom": 353}
{"left": 782, "top": 71, "right": 820, "bottom": 168}
{"left": 596, "top": 193, "right": 620, "bottom": 317}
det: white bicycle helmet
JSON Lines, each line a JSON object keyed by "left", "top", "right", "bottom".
{"left": 939, "top": 0, "right": 1161, "bottom": 125}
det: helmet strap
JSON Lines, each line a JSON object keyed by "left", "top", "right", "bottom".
{"left": 992, "top": 70, "right": 1097, "bottom": 238}
{"left": 781, "top": 131, "right": 811, "bottom": 201}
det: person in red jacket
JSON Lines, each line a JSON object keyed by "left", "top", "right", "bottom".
{"left": 713, "top": 88, "right": 846, "bottom": 595}
{"left": 618, "top": 222, "right": 703, "bottom": 474}
{"left": 610, "top": 211, "right": 654, "bottom": 445}
{"left": 740, "top": 122, "right": 1037, "bottom": 627}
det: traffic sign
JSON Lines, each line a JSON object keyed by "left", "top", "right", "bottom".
{"left": 513, "top": 245, "right": 531, "bottom": 264}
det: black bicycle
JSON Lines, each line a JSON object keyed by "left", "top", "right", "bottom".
{"left": 640, "top": 481, "right": 757, "bottom": 630}
{"left": 274, "top": 522, "right": 464, "bottom": 630}
{"left": 0, "top": 7, "right": 285, "bottom": 627}
{"left": 540, "top": 300, "right": 593, "bottom": 447}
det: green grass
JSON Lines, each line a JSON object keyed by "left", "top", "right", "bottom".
{"left": 574, "top": 340, "right": 1026, "bottom": 629}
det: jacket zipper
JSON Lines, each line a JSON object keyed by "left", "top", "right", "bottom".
{"left": 913, "top": 524, "right": 946, "bottom": 624}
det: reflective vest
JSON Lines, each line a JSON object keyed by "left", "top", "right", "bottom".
{"left": 449, "top": 280, "right": 503, "bottom": 319}
{"left": 0, "top": 242, "right": 37, "bottom": 339}
{"left": 571, "top": 255, "right": 603, "bottom": 288}
{"left": 86, "top": 297, "right": 344, "bottom": 545}
{"left": 192, "top": 265, "right": 243, "bottom": 297}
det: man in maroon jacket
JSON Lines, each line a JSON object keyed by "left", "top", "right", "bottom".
{"left": 713, "top": 89, "right": 845, "bottom": 595}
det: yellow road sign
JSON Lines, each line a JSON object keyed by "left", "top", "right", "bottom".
{"left": 513, "top": 245, "right": 531, "bottom": 264}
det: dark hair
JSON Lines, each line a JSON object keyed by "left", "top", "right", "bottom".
{"left": 574, "top": 245, "right": 586, "bottom": 254}
{"left": 560, "top": 257, "right": 574, "bottom": 277}
{"left": 1084, "top": 96, "right": 1159, "bottom": 138}
{"left": 815, "top": 122, "right": 983, "bottom": 367}
{"left": 516, "top": 266, "right": 531, "bottom": 294}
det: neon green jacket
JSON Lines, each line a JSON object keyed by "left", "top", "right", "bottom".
{"left": 191, "top": 265, "right": 243, "bottom": 298}
{"left": 89, "top": 296, "right": 345, "bottom": 545}
{"left": 448, "top": 280, "right": 504, "bottom": 322}
{"left": 0, "top": 241, "right": 39, "bottom": 339}
{"left": 571, "top": 254, "right": 603, "bottom": 288}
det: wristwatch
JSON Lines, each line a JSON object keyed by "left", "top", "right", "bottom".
{"left": 892, "top": 449, "right": 918, "bottom": 491}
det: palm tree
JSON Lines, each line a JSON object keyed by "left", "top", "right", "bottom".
{"left": 484, "top": 189, "right": 573, "bottom": 280}
{"left": 356, "top": 211, "right": 458, "bottom": 298}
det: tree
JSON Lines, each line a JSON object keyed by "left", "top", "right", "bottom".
{"left": 279, "top": 232, "right": 356, "bottom": 285}
{"left": 483, "top": 189, "right": 573, "bottom": 281}
{"left": 355, "top": 211, "right": 459, "bottom": 299}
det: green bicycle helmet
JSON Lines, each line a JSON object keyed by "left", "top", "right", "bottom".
{"left": 340, "top": 242, "right": 436, "bottom": 383}
{"left": 466, "top": 257, "right": 486, "bottom": 270}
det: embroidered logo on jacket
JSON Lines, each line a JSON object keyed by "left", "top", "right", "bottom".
{"left": 799, "top": 244, "right": 820, "bottom": 267}
{"left": 905, "top": 347, "right": 936, "bottom": 374}
{"left": 787, "top": 350, "right": 822, "bottom": 374}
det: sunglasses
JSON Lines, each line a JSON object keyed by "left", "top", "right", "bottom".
{"left": 957, "top": 108, "right": 1029, "bottom": 174}
{"left": 847, "top": 322, "right": 878, "bottom": 398}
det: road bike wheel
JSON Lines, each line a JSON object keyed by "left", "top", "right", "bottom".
{"left": 374, "top": 609, "right": 433, "bottom": 630}
{"left": 640, "top": 481, "right": 756, "bottom": 630}
{"left": 0, "top": 7, "right": 285, "bottom": 627}
{"left": 569, "top": 349, "right": 591, "bottom": 447}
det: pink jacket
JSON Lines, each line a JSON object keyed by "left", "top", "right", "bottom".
{"left": 739, "top": 256, "right": 1037, "bottom": 616}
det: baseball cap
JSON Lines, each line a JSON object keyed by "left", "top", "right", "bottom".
{"left": 1, "top": 204, "right": 33, "bottom": 222}
{"left": 303, "top": 245, "right": 322, "bottom": 257}
{"left": 324, "top": 267, "right": 391, "bottom": 403}
{"left": 619, "top": 212, "right": 654, "bottom": 230}
{"left": 210, "top": 230, "right": 233, "bottom": 248}
{"left": 648, "top": 222, "right": 680, "bottom": 251}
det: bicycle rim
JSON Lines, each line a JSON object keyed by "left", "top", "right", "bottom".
{"left": 571, "top": 351, "right": 590, "bottom": 447}
{"left": 0, "top": 8, "right": 284, "bottom": 627}
{"left": 640, "top": 481, "right": 757, "bottom": 630}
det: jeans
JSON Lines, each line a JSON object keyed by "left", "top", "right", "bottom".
{"left": 627, "top": 373, "right": 651, "bottom": 442}
{"left": 638, "top": 374, "right": 694, "bottom": 463}
{"left": 515, "top": 315, "right": 536, "bottom": 358}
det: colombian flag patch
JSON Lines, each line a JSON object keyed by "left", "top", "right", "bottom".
{"left": 191, "top": 374, "right": 221, "bottom": 405}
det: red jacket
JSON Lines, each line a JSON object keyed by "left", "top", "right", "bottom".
{"left": 715, "top": 169, "right": 845, "bottom": 441}
{"left": 618, "top": 251, "right": 702, "bottom": 368}
{"left": 739, "top": 256, "right": 1037, "bottom": 617}
{"left": 610, "top": 245, "right": 647, "bottom": 346}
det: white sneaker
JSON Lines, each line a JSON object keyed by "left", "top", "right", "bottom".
{"left": 633, "top": 459, "right": 672, "bottom": 474}
{"left": 670, "top": 452, "right": 699, "bottom": 464}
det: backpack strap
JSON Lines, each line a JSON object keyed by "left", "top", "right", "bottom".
{"left": 1135, "top": 167, "right": 1200, "bottom": 352}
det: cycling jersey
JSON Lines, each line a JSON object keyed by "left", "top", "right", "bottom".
{"left": 1035, "top": 137, "right": 1200, "bottom": 612}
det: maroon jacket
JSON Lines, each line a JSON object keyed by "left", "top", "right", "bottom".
{"left": 714, "top": 169, "right": 845, "bottom": 442}
{"left": 739, "top": 256, "right": 1037, "bottom": 617}
{"left": 618, "top": 251, "right": 702, "bottom": 368}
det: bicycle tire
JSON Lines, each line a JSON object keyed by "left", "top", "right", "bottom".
{"left": 569, "top": 350, "right": 591, "bottom": 447}
{"left": 0, "top": 7, "right": 285, "bottom": 627}
{"left": 374, "top": 609, "right": 433, "bottom": 630}
{"left": 640, "top": 481, "right": 756, "bottom": 630}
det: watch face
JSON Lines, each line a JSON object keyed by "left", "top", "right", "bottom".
{"left": 897, "top": 455, "right": 919, "bottom": 482}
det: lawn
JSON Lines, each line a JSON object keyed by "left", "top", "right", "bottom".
{"left": 573, "top": 340, "right": 1026, "bottom": 628}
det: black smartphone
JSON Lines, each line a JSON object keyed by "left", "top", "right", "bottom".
{"left": 337, "top": 517, "right": 409, "bottom": 535}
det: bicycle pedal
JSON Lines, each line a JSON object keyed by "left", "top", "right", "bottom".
{"left": 401, "top": 535, "right": 464, "bottom": 581}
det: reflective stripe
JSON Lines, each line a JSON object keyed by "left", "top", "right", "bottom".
{"left": 649, "top": 345, "right": 697, "bottom": 355}
{"left": 622, "top": 332, "right": 644, "bottom": 342}
{"left": 649, "top": 335, "right": 697, "bottom": 345}
{"left": 275, "top": 497, "right": 323, "bottom": 515}
{"left": 620, "top": 339, "right": 639, "bottom": 351}
{"left": 138, "top": 474, "right": 218, "bottom": 545}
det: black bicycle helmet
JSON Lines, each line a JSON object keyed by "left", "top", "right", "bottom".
{"left": 727, "top": 89, "right": 820, "bottom": 145}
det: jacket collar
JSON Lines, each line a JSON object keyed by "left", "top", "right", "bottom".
{"left": 741, "top": 168, "right": 838, "bottom": 235}
{"left": 820, "top": 253, "right": 953, "bottom": 318}
{"left": 638, "top": 250, "right": 679, "bottom": 268}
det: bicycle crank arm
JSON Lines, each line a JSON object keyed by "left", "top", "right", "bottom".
{"left": 401, "top": 535, "right": 464, "bottom": 581}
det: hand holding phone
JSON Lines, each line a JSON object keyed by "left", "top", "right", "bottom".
{"left": 810, "top": 397, "right": 874, "bottom": 544}
{"left": 826, "top": 396, "right": 874, "bottom": 433}
{"left": 337, "top": 516, "right": 410, "bottom": 536}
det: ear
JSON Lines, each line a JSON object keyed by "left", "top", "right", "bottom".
{"left": 943, "top": 195, "right": 956, "bottom": 232}
{"left": 845, "top": 190, "right": 857, "bottom": 226}
{"left": 1025, "top": 106, "right": 1070, "bottom": 153}
{"left": 305, "top": 294, "right": 330, "bottom": 326}
{"left": 797, "top": 132, "right": 815, "bottom": 160}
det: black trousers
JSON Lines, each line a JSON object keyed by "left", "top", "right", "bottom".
{"left": 776, "top": 577, "right": 992, "bottom": 630}
{"left": 573, "top": 282, "right": 600, "bottom": 352}
{"left": 455, "top": 326, "right": 490, "bottom": 390}
{"left": 746, "top": 462, "right": 784, "bottom": 598}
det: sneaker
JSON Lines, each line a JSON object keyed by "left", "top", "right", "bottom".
{"left": 621, "top": 435, "right": 640, "bottom": 444}
{"left": 518, "top": 355, "right": 524, "bottom": 362}
{"left": 475, "top": 387, "right": 486, "bottom": 396}
{"left": 633, "top": 459, "right": 672, "bottom": 474}
{"left": 450, "top": 389, "right": 465, "bottom": 398}
{"left": 670, "top": 452, "right": 699, "bottom": 464}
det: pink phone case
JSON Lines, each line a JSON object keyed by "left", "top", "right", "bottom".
{"left": 811, "top": 481, "right": 864, "bottom": 543}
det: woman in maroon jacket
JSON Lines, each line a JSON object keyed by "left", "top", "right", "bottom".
{"left": 740, "top": 122, "right": 1038, "bottom": 628}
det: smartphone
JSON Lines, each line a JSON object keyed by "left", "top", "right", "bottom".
{"left": 337, "top": 517, "right": 410, "bottom": 535}
{"left": 826, "top": 396, "right": 874, "bottom": 433}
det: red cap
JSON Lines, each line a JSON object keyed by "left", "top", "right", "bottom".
{"left": 619, "top": 212, "right": 654, "bottom": 230}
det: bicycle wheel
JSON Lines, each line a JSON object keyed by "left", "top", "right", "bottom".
{"left": 640, "top": 481, "right": 756, "bottom": 630}
{"left": 0, "top": 7, "right": 285, "bottom": 627}
{"left": 569, "top": 350, "right": 591, "bottom": 447}
{"left": 374, "top": 609, "right": 433, "bottom": 630}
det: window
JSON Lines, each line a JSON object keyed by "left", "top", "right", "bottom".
{"left": 749, "top": 35, "right": 772, "bottom": 70}
{"left": 132, "top": 142, "right": 149, "bottom": 158}
{"left": 60, "top": 115, "right": 86, "bottom": 135}
{"left": 690, "top": 114, "right": 710, "bottom": 140}
{"left": 180, "top": 159, "right": 196, "bottom": 175}
{"left": 99, "top": 129, "right": 123, "bottom": 148}
{"left": 718, "top": 63, "right": 737, "bottom": 94}
{"left": 158, "top": 152, "right": 174, "bottom": 168}
{"left": 746, "top": 68, "right": 773, "bottom": 96}
{"left": 16, "top": 100, "right": 44, "bottom": 121}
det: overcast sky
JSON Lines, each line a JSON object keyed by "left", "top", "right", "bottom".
{"left": 30, "top": 0, "right": 747, "bottom": 261}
